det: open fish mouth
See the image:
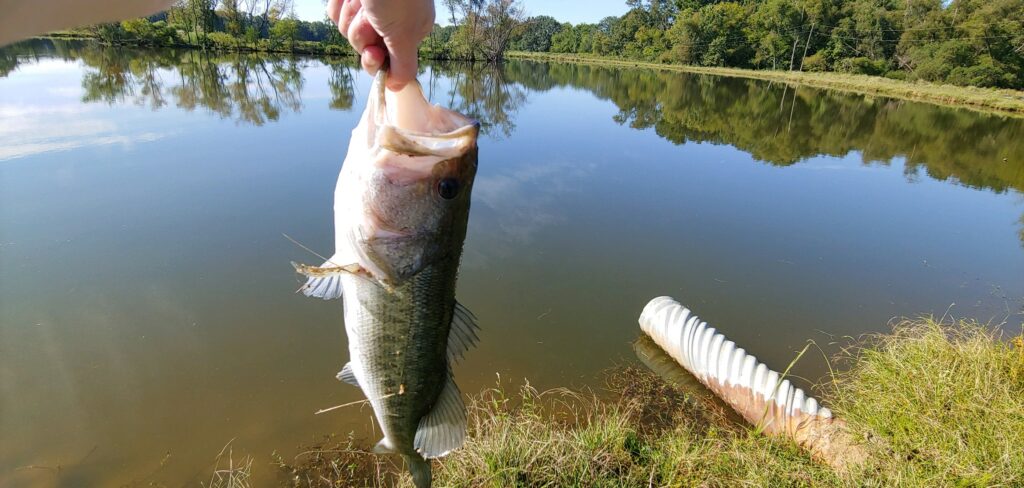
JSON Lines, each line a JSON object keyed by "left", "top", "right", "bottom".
{"left": 293, "top": 64, "right": 481, "bottom": 487}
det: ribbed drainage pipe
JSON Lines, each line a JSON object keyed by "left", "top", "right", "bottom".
{"left": 639, "top": 296, "right": 866, "bottom": 472}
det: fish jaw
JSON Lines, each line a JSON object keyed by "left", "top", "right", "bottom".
{"left": 332, "top": 88, "right": 478, "bottom": 288}
{"left": 320, "top": 71, "right": 478, "bottom": 485}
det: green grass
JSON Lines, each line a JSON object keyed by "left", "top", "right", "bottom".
{"left": 269, "top": 318, "right": 1023, "bottom": 486}
{"left": 830, "top": 318, "right": 1024, "bottom": 487}
{"left": 506, "top": 51, "right": 1024, "bottom": 118}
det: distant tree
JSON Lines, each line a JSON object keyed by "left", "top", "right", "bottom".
{"left": 90, "top": 22, "right": 127, "bottom": 43}
{"left": 550, "top": 23, "right": 578, "bottom": 53}
{"left": 218, "top": 0, "right": 245, "bottom": 37}
{"left": 669, "top": 2, "right": 753, "bottom": 67}
{"left": 168, "top": 0, "right": 216, "bottom": 35}
{"left": 447, "top": 0, "right": 525, "bottom": 60}
{"left": 511, "top": 15, "right": 562, "bottom": 52}
{"left": 270, "top": 16, "right": 299, "bottom": 47}
{"left": 749, "top": 0, "right": 808, "bottom": 69}
{"left": 479, "top": 0, "right": 526, "bottom": 60}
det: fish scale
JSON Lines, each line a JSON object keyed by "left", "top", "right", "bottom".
{"left": 293, "top": 68, "right": 480, "bottom": 488}
{"left": 344, "top": 261, "right": 457, "bottom": 452}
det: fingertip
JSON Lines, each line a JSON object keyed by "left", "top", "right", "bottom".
{"left": 361, "top": 45, "right": 385, "bottom": 75}
{"left": 326, "top": 0, "right": 341, "bottom": 24}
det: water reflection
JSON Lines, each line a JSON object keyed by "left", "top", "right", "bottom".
{"left": 326, "top": 60, "right": 355, "bottom": 111}
{"left": 2, "top": 39, "right": 1022, "bottom": 487}
{"left": 502, "top": 61, "right": 1024, "bottom": 196}
{"left": 4, "top": 40, "right": 1018, "bottom": 199}
{"left": 427, "top": 62, "right": 528, "bottom": 138}
{"left": 80, "top": 47, "right": 306, "bottom": 125}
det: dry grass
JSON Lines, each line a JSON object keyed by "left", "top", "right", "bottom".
{"left": 274, "top": 433, "right": 401, "bottom": 487}
{"left": 204, "top": 441, "right": 254, "bottom": 488}
{"left": 506, "top": 51, "right": 1024, "bottom": 118}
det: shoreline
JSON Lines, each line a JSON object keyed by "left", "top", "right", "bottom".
{"left": 506, "top": 51, "right": 1024, "bottom": 118}
{"left": 274, "top": 318, "right": 1023, "bottom": 487}
{"left": 25, "top": 37, "right": 1024, "bottom": 117}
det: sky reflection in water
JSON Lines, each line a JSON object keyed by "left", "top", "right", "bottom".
{"left": 1, "top": 40, "right": 1022, "bottom": 486}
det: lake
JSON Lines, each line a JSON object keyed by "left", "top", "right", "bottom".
{"left": 1, "top": 40, "right": 1022, "bottom": 486}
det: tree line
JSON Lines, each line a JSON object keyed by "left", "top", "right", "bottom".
{"left": 67, "top": 0, "right": 352, "bottom": 55}
{"left": 52, "top": 0, "right": 530, "bottom": 59}
{"left": 34, "top": 0, "right": 1024, "bottom": 89}
{"left": 507, "top": 0, "right": 1024, "bottom": 89}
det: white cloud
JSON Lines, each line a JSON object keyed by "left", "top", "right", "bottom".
{"left": 0, "top": 103, "right": 168, "bottom": 162}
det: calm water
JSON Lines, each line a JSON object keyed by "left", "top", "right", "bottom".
{"left": 2, "top": 40, "right": 1023, "bottom": 486}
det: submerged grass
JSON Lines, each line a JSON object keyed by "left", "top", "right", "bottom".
{"left": 272, "top": 318, "right": 1023, "bottom": 486}
{"left": 506, "top": 51, "right": 1024, "bottom": 118}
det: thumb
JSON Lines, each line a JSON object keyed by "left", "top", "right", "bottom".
{"left": 383, "top": 41, "right": 418, "bottom": 91}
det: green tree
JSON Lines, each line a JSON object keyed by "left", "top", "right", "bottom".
{"left": 750, "top": 0, "right": 808, "bottom": 69}
{"left": 270, "top": 17, "right": 299, "bottom": 48}
{"left": 511, "top": 15, "right": 562, "bottom": 51}
{"left": 551, "top": 23, "right": 579, "bottom": 53}
{"left": 668, "top": 2, "right": 753, "bottom": 67}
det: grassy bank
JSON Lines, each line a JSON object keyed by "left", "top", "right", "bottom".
{"left": 40, "top": 31, "right": 354, "bottom": 56}
{"left": 263, "top": 318, "right": 1024, "bottom": 487}
{"left": 507, "top": 51, "right": 1024, "bottom": 118}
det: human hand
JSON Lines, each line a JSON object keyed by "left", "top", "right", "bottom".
{"left": 0, "top": 0, "right": 175, "bottom": 46}
{"left": 327, "top": 0, "right": 434, "bottom": 90}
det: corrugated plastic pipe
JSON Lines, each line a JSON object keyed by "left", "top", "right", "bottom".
{"left": 638, "top": 296, "right": 866, "bottom": 472}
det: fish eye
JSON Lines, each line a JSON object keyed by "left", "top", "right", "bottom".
{"left": 437, "top": 178, "right": 460, "bottom": 200}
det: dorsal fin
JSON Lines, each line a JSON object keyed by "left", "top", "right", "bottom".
{"left": 447, "top": 300, "right": 480, "bottom": 363}
{"left": 414, "top": 374, "right": 467, "bottom": 459}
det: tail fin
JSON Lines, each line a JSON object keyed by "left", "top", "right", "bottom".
{"left": 404, "top": 454, "right": 431, "bottom": 488}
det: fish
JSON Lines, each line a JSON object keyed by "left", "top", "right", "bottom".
{"left": 292, "top": 68, "right": 480, "bottom": 488}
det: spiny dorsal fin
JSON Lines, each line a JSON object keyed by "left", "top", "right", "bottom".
{"left": 414, "top": 374, "right": 467, "bottom": 459}
{"left": 336, "top": 362, "right": 359, "bottom": 387}
{"left": 447, "top": 300, "right": 480, "bottom": 363}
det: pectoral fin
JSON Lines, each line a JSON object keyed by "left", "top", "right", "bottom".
{"left": 291, "top": 258, "right": 364, "bottom": 299}
{"left": 413, "top": 374, "right": 467, "bottom": 459}
{"left": 447, "top": 301, "right": 480, "bottom": 363}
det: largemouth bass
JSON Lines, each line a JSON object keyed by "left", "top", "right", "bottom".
{"left": 293, "top": 69, "right": 480, "bottom": 488}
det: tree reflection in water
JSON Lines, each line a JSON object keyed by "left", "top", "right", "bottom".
{"left": 425, "top": 61, "right": 528, "bottom": 138}
{"left": 76, "top": 46, "right": 307, "bottom": 125}
{"left": 326, "top": 59, "right": 355, "bottom": 111}
{"left": 3, "top": 40, "right": 1021, "bottom": 242}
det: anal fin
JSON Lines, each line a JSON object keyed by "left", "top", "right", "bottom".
{"left": 336, "top": 362, "right": 359, "bottom": 387}
{"left": 373, "top": 437, "right": 395, "bottom": 454}
{"left": 413, "top": 374, "right": 467, "bottom": 459}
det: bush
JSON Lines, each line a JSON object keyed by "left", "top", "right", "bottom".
{"left": 884, "top": 70, "right": 907, "bottom": 81}
{"left": 801, "top": 52, "right": 826, "bottom": 72}
{"left": 325, "top": 44, "right": 351, "bottom": 56}
{"left": 947, "top": 57, "right": 1015, "bottom": 88}
{"left": 206, "top": 31, "right": 237, "bottom": 48}
{"left": 835, "top": 56, "right": 888, "bottom": 76}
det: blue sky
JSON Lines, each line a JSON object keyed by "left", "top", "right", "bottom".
{"left": 293, "top": 0, "right": 629, "bottom": 25}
